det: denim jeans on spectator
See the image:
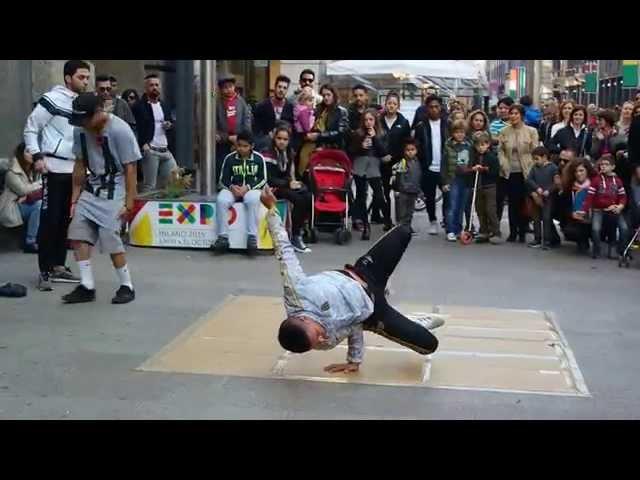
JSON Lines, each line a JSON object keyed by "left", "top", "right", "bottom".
{"left": 19, "top": 199, "right": 42, "bottom": 246}
{"left": 447, "top": 177, "right": 470, "bottom": 235}
{"left": 591, "top": 209, "right": 630, "bottom": 255}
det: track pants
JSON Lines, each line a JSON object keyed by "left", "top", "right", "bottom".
{"left": 37, "top": 172, "right": 72, "bottom": 274}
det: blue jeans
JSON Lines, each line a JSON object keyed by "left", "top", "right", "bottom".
{"left": 447, "top": 177, "right": 470, "bottom": 235}
{"left": 19, "top": 200, "right": 42, "bottom": 245}
{"left": 591, "top": 210, "right": 629, "bottom": 255}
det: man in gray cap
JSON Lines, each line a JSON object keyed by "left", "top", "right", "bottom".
{"left": 62, "top": 92, "right": 140, "bottom": 304}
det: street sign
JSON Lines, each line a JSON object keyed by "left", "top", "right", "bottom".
{"left": 584, "top": 72, "right": 597, "bottom": 93}
{"left": 622, "top": 60, "right": 638, "bottom": 89}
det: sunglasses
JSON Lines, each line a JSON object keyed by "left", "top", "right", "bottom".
{"left": 301, "top": 78, "right": 314, "bottom": 84}
{"left": 98, "top": 86, "right": 112, "bottom": 92}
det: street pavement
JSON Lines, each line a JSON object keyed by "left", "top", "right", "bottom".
{"left": 1, "top": 212, "right": 639, "bottom": 419}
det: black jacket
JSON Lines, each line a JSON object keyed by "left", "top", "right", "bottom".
{"left": 414, "top": 117, "right": 448, "bottom": 170}
{"left": 380, "top": 113, "right": 411, "bottom": 163}
{"left": 131, "top": 95, "right": 174, "bottom": 150}
{"left": 348, "top": 130, "right": 387, "bottom": 159}
{"left": 412, "top": 104, "right": 449, "bottom": 129}
{"left": 315, "top": 105, "right": 349, "bottom": 150}
{"left": 548, "top": 124, "right": 592, "bottom": 157}
{"left": 629, "top": 115, "right": 640, "bottom": 168}
{"left": 262, "top": 147, "right": 295, "bottom": 189}
{"left": 347, "top": 102, "right": 382, "bottom": 131}
{"left": 469, "top": 150, "right": 499, "bottom": 187}
{"left": 539, "top": 120, "right": 554, "bottom": 146}
{"left": 253, "top": 98, "right": 295, "bottom": 137}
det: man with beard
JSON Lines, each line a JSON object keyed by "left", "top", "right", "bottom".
{"left": 131, "top": 74, "right": 177, "bottom": 192}
{"left": 253, "top": 75, "right": 294, "bottom": 151}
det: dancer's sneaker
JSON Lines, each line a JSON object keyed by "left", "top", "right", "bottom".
{"left": 408, "top": 314, "right": 446, "bottom": 331}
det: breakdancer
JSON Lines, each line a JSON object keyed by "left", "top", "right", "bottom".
{"left": 261, "top": 187, "right": 442, "bottom": 374}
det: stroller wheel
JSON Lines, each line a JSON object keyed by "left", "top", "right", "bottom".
{"left": 308, "top": 228, "right": 319, "bottom": 244}
{"left": 334, "top": 229, "right": 351, "bottom": 245}
{"left": 459, "top": 231, "right": 473, "bottom": 245}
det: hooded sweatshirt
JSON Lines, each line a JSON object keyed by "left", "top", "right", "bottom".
{"left": 582, "top": 173, "right": 627, "bottom": 211}
{"left": 23, "top": 85, "right": 78, "bottom": 174}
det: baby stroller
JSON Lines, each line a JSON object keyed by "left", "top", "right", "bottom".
{"left": 306, "top": 149, "right": 352, "bottom": 245}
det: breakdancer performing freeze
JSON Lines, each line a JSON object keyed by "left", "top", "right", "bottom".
{"left": 261, "top": 187, "right": 443, "bottom": 374}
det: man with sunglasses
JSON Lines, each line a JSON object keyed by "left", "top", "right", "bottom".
{"left": 95, "top": 75, "right": 136, "bottom": 134}
{"left": 288, "top": 69, "right": 322, "bottom": 107}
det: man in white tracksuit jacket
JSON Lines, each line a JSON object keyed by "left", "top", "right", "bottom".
{"left": 23, "top": 60, "right": 91, "bottom": 291}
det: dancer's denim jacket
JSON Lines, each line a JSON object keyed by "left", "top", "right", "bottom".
{"left": 266, "top": 208, "right": 374, "bottom": 363}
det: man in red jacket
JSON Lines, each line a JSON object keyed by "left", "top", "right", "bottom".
{"left": 577, "top": 154, "right": 629, "bottom": 259}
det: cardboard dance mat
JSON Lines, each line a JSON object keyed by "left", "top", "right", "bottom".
{"left": 137, "top": 295, "right": 589, "bottom": 397}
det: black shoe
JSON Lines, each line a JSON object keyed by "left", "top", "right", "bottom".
{"left": 62, "top": 285, "right": 96, "bottom": 304}
{"left": 246, "top": 235, "right": 258, "bottom": 257}
{"left": 507, "top": 234, "right": 517, "bottom": 242}
{"left": 382, "top": 222, "right": 394, "bottom": 232}
{"left": 542, "top": 243, "right": 551, "bottom": 251}
{"left": 528, "top": 241, "right": 542, "bottom": 249}
{"left": 212, "top": 236, "right": 229, "bottom": 255}
{"left": 518, "top": 234, "right": 526, "bottom": 243}
{"left": 361, "top": 225, "right": 370, "bottom": 241}
{"left": 112, "top": 285, "right": 135, "bottom": 304}
{"left": 23, "top": 243, "right": 38, "bottom": 254}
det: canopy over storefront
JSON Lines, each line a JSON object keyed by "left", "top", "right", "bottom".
{"left": 326, "top": 60, "right": 487, "bottom": 98}
{"left": 327, "top": 60, "right": 481, "bottom": 79}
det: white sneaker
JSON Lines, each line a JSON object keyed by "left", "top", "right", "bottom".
{"left": 429, "top": 221, "right": 439, "bottom": 235}
{"left": 447, "top": 232, "right": 457, "bottom": 242}
{"left": 408, "top": 314, "right": 446, "bottom": 330}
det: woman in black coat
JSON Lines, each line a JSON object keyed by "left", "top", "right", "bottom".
{"left": 377, "top": 92, "right": 411, "bottom": 223}
{"left": 548, "top": 104, "right": 592, "bottom": 158}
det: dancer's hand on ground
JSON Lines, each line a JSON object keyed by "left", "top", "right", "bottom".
{"left": 260, "top": 187, "right": 277, "bottom": 209}
{"left": 324, "top": 362, "right": 360, "bottom": 374}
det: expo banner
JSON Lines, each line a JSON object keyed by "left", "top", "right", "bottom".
{"left": 128, "top": 199, "right": 288, "bottom": 249}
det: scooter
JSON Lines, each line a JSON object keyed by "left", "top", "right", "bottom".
{"left": 460, "top": 170, "right": 479, "bottom": 245}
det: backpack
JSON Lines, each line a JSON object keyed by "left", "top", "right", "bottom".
{"left": 524, "top": 106, "right": 542, "bottom": 128}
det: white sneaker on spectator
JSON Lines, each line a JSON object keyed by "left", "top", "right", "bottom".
{"left": 447, "top": 232, "right": 457, "bottom": 242}
{"left": 429, "top": 221, "right": 439, "bottom": 235}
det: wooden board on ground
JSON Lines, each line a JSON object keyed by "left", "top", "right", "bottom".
{"left": 137, "top": 295, "right": 589, "bottom": 397}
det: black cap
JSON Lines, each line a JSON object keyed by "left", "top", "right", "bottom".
{"left": 70, "top": 93, "right": 101, "bottom": 127}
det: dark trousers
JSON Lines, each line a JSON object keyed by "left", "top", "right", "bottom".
{"left": 507, "top": 173, "right": 528, "bottom": 238}
{"left": 37, "top": 172, "right": 72, "bottom": 274}
{"left": 348, "top": 225, "right": 438, "bottom": 355}
{"left": 373, "top": 163, "right": 394, "bottom": 222}
{"left": 395, "top": 192, "right": 417, "bottom": 227}
{"left": 591, "top": 210, "right": 629, "bottom": 255}
{"left": 421, "top": 169, "right": 449, "bottom": 224}
{"left": 353, "top": 175, "right": 390, "bottom": 226}
{"left": 531, "top": 197, "right": 560, "bottom": 244}
{"left": 274, "top": 187, "right": 312, "bottom": 234}
{"left": 476, "top": 184, "right": 500, "bottom": 237}
{"left": 496, "top": 177, "right": 508, "bottom": 227}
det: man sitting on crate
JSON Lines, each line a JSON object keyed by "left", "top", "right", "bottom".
{"left": 212, "top": 132, "right": 268, "bottom": 257}
{"left": 260, "top": 186, "right": 444, "bottom": 374}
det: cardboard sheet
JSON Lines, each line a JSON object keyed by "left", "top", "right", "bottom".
{"left": 138, "top": 295, "right": 589, "bottom": 396}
